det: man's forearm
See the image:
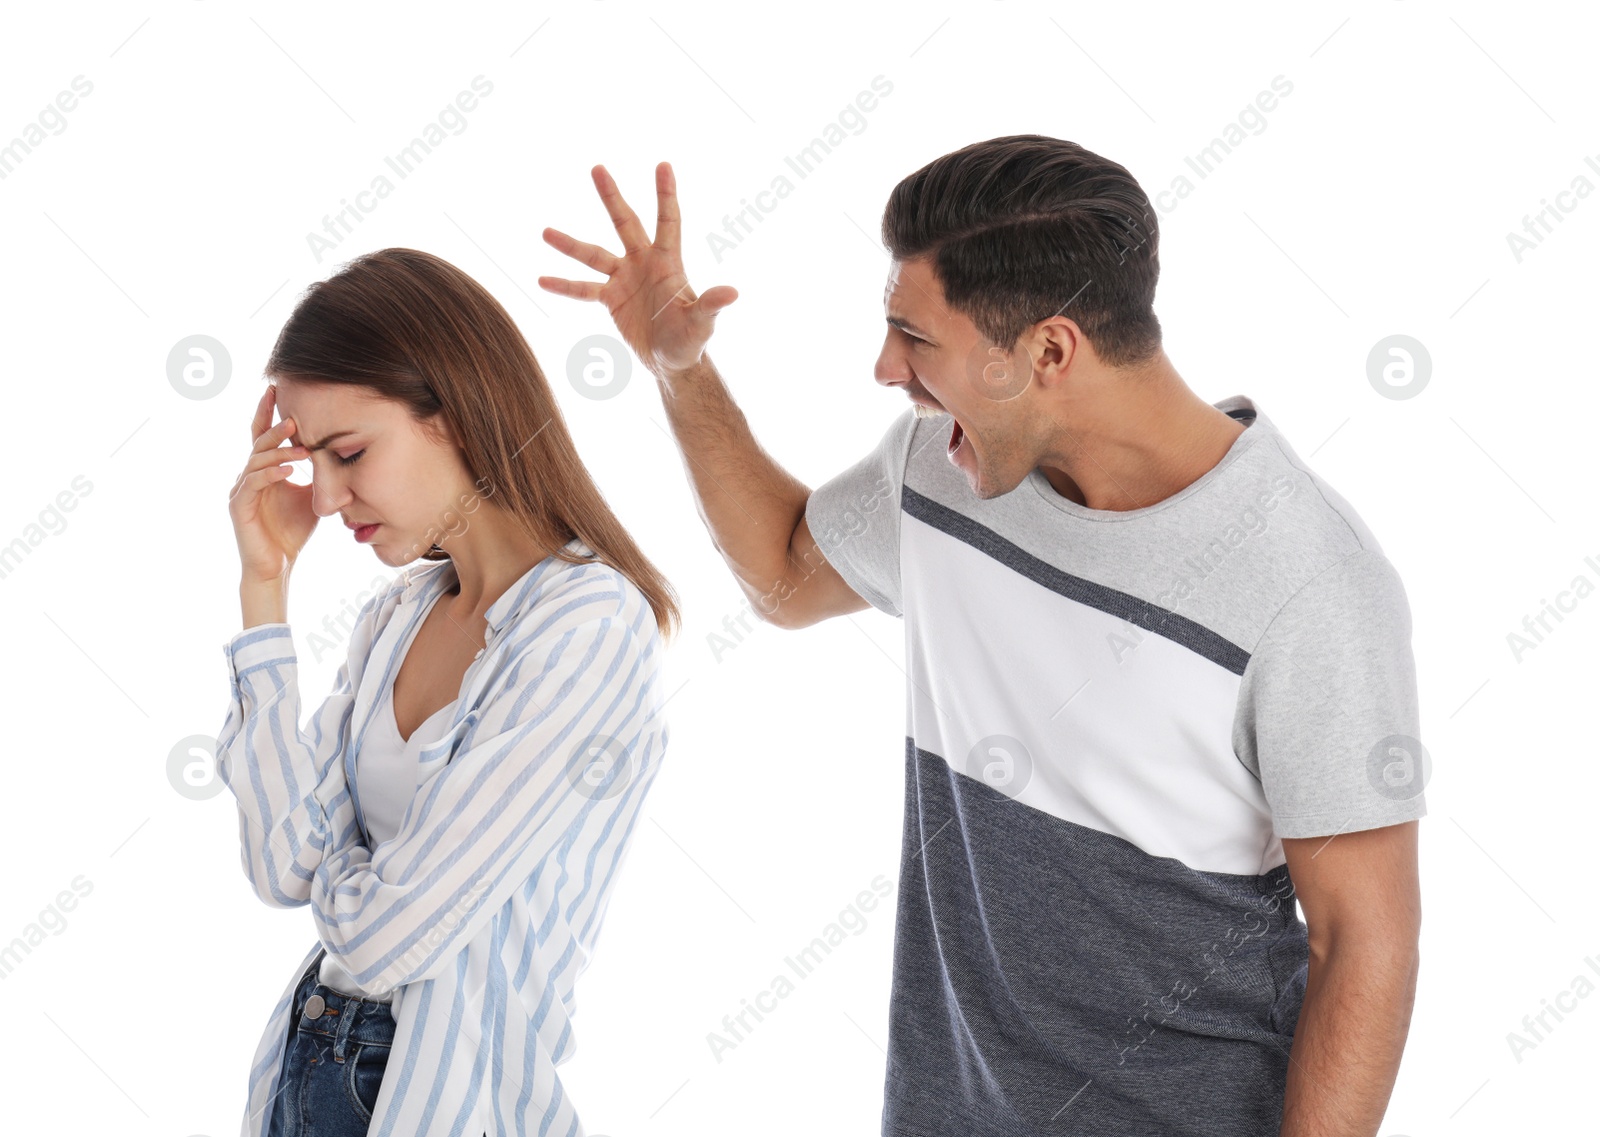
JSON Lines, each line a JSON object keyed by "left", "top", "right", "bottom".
{"left": 1279, "top": 941, "right": 1419, "bottom": 1136}
{"left": 654, "top": 354, "right": 810, "bottom": 608}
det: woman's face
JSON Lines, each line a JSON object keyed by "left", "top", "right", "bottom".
{"left": 272, "top": 376, "right": 477, "bottom": 566}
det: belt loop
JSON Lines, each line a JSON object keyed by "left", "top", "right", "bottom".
{"left": 332, "top": 992, "right": 357, "bottom": 1061}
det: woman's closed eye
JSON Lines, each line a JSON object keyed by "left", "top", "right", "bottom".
{"left": 338, "top": 450, "right": 365, "bottom": 466}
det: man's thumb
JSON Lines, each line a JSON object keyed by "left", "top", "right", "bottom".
{"left": 696, "top": 286, "right": 739, "bottom": 318}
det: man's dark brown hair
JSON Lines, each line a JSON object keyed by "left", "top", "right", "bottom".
{"left": 881, "top": 134, "right": 1162, "bottom": 369}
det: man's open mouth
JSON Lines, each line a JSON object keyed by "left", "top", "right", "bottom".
{"left": 948, "top": 417, "right": 965, "bottom": 455}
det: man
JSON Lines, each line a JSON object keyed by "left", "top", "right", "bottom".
{"left": 538, "top": 135, "right": 1426, "bottom": 1137}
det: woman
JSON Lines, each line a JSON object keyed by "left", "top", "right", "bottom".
{"left": 218, "top": 247, "right": 678, "bottom": 1137}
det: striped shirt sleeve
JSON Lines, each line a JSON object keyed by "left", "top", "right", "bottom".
{"left": 307, "top": 579, "right": 659, "bottom": 998}
{"left": 216, "top": 593, "right": 385, "bottom": 908}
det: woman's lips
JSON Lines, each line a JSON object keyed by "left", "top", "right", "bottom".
{"left": 353, "top": 523, "right": 379, "bottom": 543}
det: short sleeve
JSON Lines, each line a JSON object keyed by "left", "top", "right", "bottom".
{"left": 803, "top": 408, "right": 920, "bottom": 618}
{"left": 1234, "top": 547, "right": 1429, "bottom": 839}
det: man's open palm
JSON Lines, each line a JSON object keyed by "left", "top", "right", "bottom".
{"left": 539, "top": 162, "right": 737, "bottom": 376}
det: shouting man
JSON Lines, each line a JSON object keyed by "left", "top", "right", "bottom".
{"left": 539, "top": 135, "right": 1426, "bottom": 1137}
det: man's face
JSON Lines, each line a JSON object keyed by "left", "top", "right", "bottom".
{"left": 875, "top": 256, "right": 1039, "bottom": 499}
{"left": 273, "top": 376, "right": 479, "bottom": 565}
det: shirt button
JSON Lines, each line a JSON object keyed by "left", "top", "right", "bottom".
{"left": 303, "top": 994, "right": 325, "bottom": 1019}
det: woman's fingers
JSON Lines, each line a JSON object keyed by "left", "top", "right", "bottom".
{"left": 250, "top": 384, "right": 275, "bottom": 444}
{"left": 541, "top": 226, "right": 620, "bottom": 275}
{"left": 591, "top": 164, "right": 650, "bottom": 255}
{"left": 248, "top": 440, "right": 308, "bottom": 471}
{"left": 252, "top": 414, "right": 296, "bottom": 456}
{"left": 229, "top": 455, "right": 295, "bottom": 508}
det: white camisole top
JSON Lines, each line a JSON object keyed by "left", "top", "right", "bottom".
{"left": 318, "top": 590, "right": 460, "bottom": 1003}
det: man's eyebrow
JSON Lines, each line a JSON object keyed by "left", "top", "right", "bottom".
{"left": 886, "top": 314, "right": 934, "bottom": 339}
{"left": 299, "top": 429, "right": 359, "bottom": 452}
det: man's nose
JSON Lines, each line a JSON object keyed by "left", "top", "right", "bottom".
{"left": 874, "top": 347, "right": 911, "bottom": 389}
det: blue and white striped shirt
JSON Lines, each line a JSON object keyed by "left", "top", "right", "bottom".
{"left": 217, "top": 538, "right": 669, "bottom": 1137}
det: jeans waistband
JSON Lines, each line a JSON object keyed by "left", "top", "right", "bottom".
{"left": 291, "top": 946, "right": 396, "bottom": 1057}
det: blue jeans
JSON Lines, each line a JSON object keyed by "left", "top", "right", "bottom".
{"left": 264, "top": 947, "right": 397, "bottom": 1137}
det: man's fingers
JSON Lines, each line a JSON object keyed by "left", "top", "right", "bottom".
{"left": 654, "top": 161, "right": 681, "bottom": 254}
{"left": 541, "top": 227, "right": 621, "bottom": 276}
{"left": 537, "top": 275, "right": 605, "bottom": 302}
{"left": 591, "top": 165, "right": 650, "bottom": 255}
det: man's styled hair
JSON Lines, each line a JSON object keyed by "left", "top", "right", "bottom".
{"left": 881, "top": 135, "right": 1162, "bottom": 369}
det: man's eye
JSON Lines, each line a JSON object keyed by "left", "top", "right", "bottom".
{"left": 337, "top": 450, "right": 365, "bottom": 466}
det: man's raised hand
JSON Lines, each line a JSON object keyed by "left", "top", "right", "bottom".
{"left": 539, "top": 162, "right": 738, "bottom": 377}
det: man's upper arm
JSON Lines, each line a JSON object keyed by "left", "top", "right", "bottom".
{"left": 1282, "top": 821, "right": 1421, "bottom": 954}
{"left": 776, "top": 408, "right": 920, "bottom": 628}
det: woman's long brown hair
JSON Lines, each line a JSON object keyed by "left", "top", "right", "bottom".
{"left": 264, "top": 247, "right": 682, "bottom": 643}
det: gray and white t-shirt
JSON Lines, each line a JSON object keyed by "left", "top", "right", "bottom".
{"left": 805, "top": 395, "right": 1427, "bottom": 1137}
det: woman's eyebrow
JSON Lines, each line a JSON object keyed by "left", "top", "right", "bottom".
{"left": 300, "top": 429, "right": 359, "bottom": 452}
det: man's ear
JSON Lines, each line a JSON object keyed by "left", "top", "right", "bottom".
{"left": 1031, "top": 317, "right": 1083, "bottom": 389}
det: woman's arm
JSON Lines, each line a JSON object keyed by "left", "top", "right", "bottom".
{"left": 307, "top": 570, "right": 666, "bottom": 998}
{"left": 216, "top": 588, "right": 387, "bottom": 908}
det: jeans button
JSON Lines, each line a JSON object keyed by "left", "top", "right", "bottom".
{"left": 304, "top": 993, "right": 326, "bottom": 1019}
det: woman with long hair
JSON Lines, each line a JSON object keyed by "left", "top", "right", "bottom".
{"left": 218, "top": 247, "right": 679, "bottom": 1137}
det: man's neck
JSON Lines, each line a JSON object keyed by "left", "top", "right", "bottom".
{"left": 1033, "top": 364, "right": 1247, "bottom": 512}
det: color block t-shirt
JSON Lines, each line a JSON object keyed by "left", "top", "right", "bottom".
{"left": 804, "top": 395, "right": 1427, "bottom": 1137}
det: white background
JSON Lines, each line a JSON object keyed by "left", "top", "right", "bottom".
{"left": 1, "top": 2, "right": 1595, "bottom": 1134}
